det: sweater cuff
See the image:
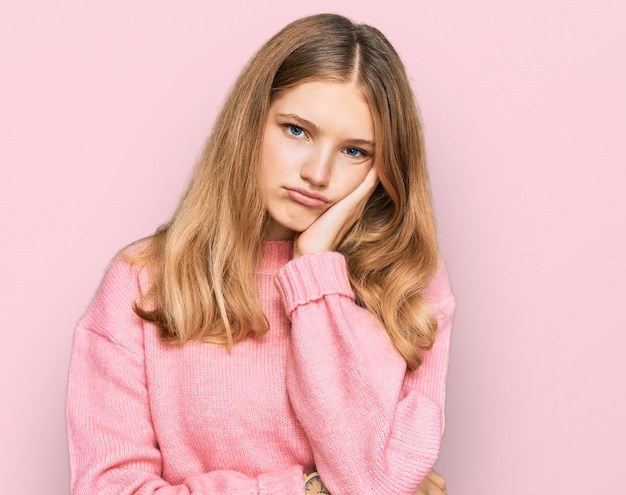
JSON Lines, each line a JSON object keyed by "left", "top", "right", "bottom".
{"left": 276, "top": 252, "right": 355, "bottom": 317}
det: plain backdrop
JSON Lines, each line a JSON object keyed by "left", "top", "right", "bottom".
{"left": 1, "top": 1, "right": 625, "bottom": 493}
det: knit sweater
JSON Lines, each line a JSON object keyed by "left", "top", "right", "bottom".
{"left": 66, "top": 241, "right": 455, "bottom": 495}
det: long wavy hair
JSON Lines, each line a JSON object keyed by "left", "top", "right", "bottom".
{"left": 132, "top": 13, "right": 439, "bottom": 371}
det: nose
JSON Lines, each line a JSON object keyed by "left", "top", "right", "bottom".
{"left": 300, "top": 148, "right": 332, "bottom": 188}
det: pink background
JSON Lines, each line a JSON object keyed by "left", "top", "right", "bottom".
{"left": 1, "top": 1, "right": 625, "bottom": 493}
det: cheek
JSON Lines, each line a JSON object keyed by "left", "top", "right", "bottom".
{"left": 260, "top": 134, "right": 302, "bottom": 180}
{"left": 336, "top": 166, "right": 372, "bottom": 198}
{"left": 259, "top": 128, "right": 284, "bottom": 175}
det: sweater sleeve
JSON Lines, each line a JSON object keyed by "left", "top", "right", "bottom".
{"left": 276, "top": 252, "right": 455, "bottom": 495}
{"left": 66, "top": 253, "right": 305, "bottom": 495}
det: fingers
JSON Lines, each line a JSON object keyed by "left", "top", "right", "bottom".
{"left": 414, "top": 470, "right": 447, "bottom": 495}
{"left": 293, "top": 166, "right": 379, "bottom": 257}
{"left": 349, "top": 165, "right": 379, "bottom": 205}
{"left": 426, "top": 470, "right": 447, "bottom": 490}
{"left": 361, "top": 164, "right": 379, "bottom": 191}
{"left": 330, "top": 165, "right": 378, "bottom": 220}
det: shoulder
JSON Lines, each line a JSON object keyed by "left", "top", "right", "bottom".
{"left": 97, "top": 238, "right": 153, "bottom": 302}
{"left": 76, "top": 238, "right": 155, "bottom": 349}
{"left": 422, "top": 256, "right": 455, "bottom": 321}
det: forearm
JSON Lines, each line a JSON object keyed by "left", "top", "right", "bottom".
{"left": 277, "top": 253, "right": 453, "bottom": 495}
{"left": 68, "top": 325, "right": 307, "bottom": 495}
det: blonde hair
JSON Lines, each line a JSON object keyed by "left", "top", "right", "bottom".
{"left": 133, "top": 13, "right": 439, "bottom": 370}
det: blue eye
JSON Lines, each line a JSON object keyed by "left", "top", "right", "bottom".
{"left": 345, "top": 147, "right": 366, "bottom": 158}
{"left": 287, "top": 124, "right": 304, "bottom": 137}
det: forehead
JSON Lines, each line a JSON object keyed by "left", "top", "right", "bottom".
{"left": 269, "top": 80, "right": 375, "bottom": 138}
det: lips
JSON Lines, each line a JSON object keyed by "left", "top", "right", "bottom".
{"left": 285, "top": 187, "right": 330, "bottom": 208}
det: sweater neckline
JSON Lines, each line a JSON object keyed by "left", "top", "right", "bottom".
{"left": 260, "top": 241, "right": 293, "bottom": 274}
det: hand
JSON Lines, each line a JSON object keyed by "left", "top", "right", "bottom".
{"left": 414, "top": 469, "right": 447, "bottom": 495}
{"left": 293, "top": 166, "right": 379, "bottom": 258}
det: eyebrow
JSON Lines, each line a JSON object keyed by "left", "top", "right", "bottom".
{"left": 276, "top": 113, "right": 376, "bottom": 149}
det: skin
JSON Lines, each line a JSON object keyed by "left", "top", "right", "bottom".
{"left": 259, "top": 80, "right": 448, "bottom": 495}
{"left": 415, "top": 469, "right": 448, "bottom": 495}
{"left": 259, "top": 79, "right": 378, "bottom": 257}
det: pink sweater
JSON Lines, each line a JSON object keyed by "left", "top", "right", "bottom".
{"left": 66, "top": 241, "right": 454, "bottom": 495}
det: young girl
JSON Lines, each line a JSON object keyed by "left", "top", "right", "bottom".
{"left": 67, "top": 13, "right": 454, "bottom": 495}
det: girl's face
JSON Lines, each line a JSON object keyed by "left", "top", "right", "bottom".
{"left": 259, "top": 80, "right": 375, "bottom": 240}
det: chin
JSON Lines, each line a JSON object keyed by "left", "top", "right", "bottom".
{"left": 292, "top": 217, "right": 319, "bottom": 233}
{"left": 268, "top": 209, "right": 321, "bottom": 239}
{"left": 281, "top": 213, "right": 320, "bottom": 231}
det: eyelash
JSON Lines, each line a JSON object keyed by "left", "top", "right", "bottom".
{"left": 284, "top": 124, "right": 307, "bottom": 138}
{"left": 282, "top": 123, "right": 369, "bottom": 159}
{"left": 343, "top": 147, "right": 368, "bottom": 158}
